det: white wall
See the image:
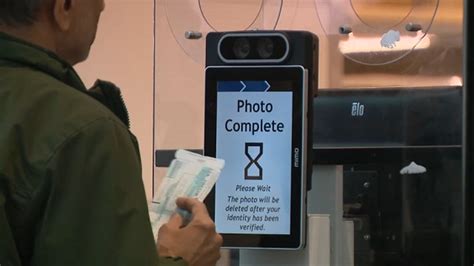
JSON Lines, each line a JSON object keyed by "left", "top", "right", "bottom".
{"left": 76, "top": 0, "right": 155, "bottom": 199}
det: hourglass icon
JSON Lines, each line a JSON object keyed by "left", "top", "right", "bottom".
{"left": 244, "top": 142, "right": 263, "bottom": 180}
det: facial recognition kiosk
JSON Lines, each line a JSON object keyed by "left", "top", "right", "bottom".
{"left": 204, "top": 31, "right": 318, "bottom": 252}
{"left": 203, "top": 29, "right": 463, "bottom": 265}
{"left": 203, "top": 37, "right": 464, "bottom": 263}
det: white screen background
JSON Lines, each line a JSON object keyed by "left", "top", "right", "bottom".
{"left": 216, "top": 91, "right": 293, "bottom": 235}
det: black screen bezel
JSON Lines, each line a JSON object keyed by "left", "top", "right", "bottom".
{"left": 204, "top": 66, "right": 306, "bottom": 249}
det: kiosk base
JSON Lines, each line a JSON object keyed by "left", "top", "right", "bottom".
{"left": 240, "top": 214, "right": 330, "bottom": 266}
{"left": 239, "top": 166, "right": 354, "bottom": 266}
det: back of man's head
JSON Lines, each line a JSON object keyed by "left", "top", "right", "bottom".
{"left": 0, "top": 0, "right": 105, "bottom": 65}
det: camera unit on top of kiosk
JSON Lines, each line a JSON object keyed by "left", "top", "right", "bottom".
{"left": 204, "top": 31, "right": 318, "bottom": 249}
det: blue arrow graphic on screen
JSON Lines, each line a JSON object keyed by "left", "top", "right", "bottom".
{"left": 218, "top": 81, "right": 244, "bottom": 92}
{"left": 239, "top": 81, "right": 247, "bottom": 92}
{"left": 264, "top": 81, "right": 271, "bottom": 92}
{"left": 241, "top": 81, "right": 271, "bottom": 92}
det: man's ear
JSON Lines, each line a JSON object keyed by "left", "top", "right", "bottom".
{"left": 52, "top": 0, "right": 75, "bottom": 31}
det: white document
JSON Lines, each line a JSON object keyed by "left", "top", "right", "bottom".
{"left": 149, "top": 150, "right": 225, "bottom": 238}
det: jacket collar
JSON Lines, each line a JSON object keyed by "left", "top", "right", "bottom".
{"left": 0, "top": 31, "right": 87, "bottom": 92}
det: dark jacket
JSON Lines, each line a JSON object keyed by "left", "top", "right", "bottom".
{"left": 0, "top": 33, "right": 186, "bottom": 266}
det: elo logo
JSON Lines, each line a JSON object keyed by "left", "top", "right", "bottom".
{"left": 352, "top": 102, "right": 365, "bottom": 117}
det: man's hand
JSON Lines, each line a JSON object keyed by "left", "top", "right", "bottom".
{"left": 157, "top": 197, "right": 223, "bottom": 266}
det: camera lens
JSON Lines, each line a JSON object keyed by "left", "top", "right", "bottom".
{"left": 232, "top": 38, "right": 251, "bottom": 59}
{"left": 219, "top": 34, "right": 288, "bottom": 62}
{"left": 257, "top": 37, "right": 274, "bottom": 59}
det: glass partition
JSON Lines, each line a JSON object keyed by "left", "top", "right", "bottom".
{"left": 154, "top": 0, "right": 465, "bottom": 265}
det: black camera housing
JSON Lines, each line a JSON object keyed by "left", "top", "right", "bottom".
{"left": 207, "top": 31, "right": 318, "bottom": 72}
{"left": 207, "top": 31, "right": 318, "bottom": 98}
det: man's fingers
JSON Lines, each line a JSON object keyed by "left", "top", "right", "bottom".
{"left": 176, "top": 197, "right": 197, "bottom": 209}
{"left": 166, "top": 213, "right": 184, "bottom": 228}
{"left": 176, "top": 197, "right": 209, "bottom": 216}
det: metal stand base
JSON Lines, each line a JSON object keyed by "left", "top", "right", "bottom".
{"left": 239, "top": 214, "right": 330, "bottom": 266}
{"left": 238, "top": 166, "right": 354, "bottom": 266}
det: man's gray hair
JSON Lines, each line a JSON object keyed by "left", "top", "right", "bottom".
{"left": 0, "top": 0, "right": 47, "bottom": 26}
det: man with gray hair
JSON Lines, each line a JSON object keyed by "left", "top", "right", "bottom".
{"left": 0, "top": 0, "right": 222, "bottom": 265}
